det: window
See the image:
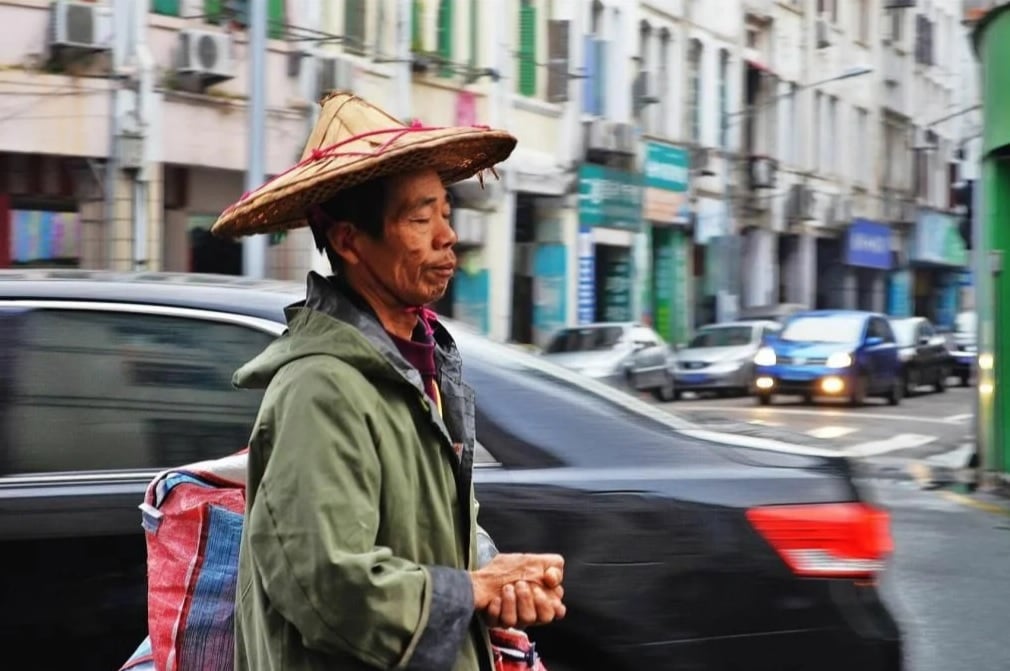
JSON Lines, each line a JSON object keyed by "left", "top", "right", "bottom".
{"left": 412, "top": 0, "right": 424, "bottom": 52}
{"left": 856, "top": 0, "right": 870, "bottom": 43}
{"left": 518, "top": 0, "right": 537, "bottom": 97}
{"left": 817, "top": 0, "right": 837, "bottom": 23}
{"left": 153, "top": 0, "right": 181, "bottom": 16}
{"left": 719, "top": 50, "right": 730, "bottom": 148}
{"left": 437, "top": 0, "right": 454, "bottom": 77}
{"left": 813, "top": 90, "right": 823, "bottom": 171}
{"left": 889, "top": 9, "right": 903, "bottom": 42}
{"left": 658, "top": 29, "right": 671, "bottom": 137}
{"left": 2, "top": 308, "right": 274, "bottom": 475}
{"left": 854, "top": 107, "right": 869, "bottom": 181}
{"left": 826, "top": 95, "right": 838, "bottom": 174}
{"left": 202, "top": 0, "right": 286, "bottom": 39}
{"left": 344, "top": 0, "right": 367, "bottom": 54}
{"left": 688, "top": 39, "right": 703, "bottom": 144}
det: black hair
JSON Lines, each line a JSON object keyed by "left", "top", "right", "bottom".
{"left": 308, "top": 177, "right": 388, "bottom": 271}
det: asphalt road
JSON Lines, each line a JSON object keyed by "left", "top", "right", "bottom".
{"left": 656, "top": 384, "right": 975, "bottom": 471}
{"left": 870, "top": 479, "right": 1010, "bottom": 671}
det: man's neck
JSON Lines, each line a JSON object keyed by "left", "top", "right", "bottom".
{"left": 342, "top": 272, "right": 418, "bottom": 340}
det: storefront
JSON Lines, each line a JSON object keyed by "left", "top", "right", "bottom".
{"left": 844, "top": 218, "right": 892, "bottom": 313}
{"left": 576, "top": 164, "right": 642, "bottom": 324}
{"left": 910, "top": 209, "right": 968, "bottom": 328}
{"left": 641, "top": 141, "right": 692, "bottom": 344}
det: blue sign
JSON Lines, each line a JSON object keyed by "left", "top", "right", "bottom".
{"left": 845, "top": 219, "right": 892, "bottom": 270}
{"left": 887, "top": 270, "right": 912, "bottom": 317}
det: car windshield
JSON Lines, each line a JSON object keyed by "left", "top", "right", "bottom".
{"left": 687, "top": 326, "right": 753, "bottom": 348}
{"left": 890, "top": 320, "right": 918, "bottom": 347}
{"left": 780, "top": 315, "right": 865, "bottom": 344}
{"left": 955, "top": 311, "right": 977, "bottom": 335}
{"left": 545, "top": 326, "right": 625, "bottom": 353}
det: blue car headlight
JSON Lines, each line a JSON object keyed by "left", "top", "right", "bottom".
{"left": 826, "top": 352, "right": 853, "bottom": 368}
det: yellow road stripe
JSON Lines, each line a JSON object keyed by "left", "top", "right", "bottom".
{"left": 939, "top": 491, "right": 1010, "bottom": 517}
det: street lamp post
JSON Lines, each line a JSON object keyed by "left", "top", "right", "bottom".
{"left": 715, "top": 65, "right": 873, "bottom": 321}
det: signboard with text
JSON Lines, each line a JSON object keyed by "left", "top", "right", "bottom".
{"left": 577, "top": 164, "right": 642, "bottom": 232}
{"left": 845, "top": 219, "right": 892, "bottom": 270}
{"left": 642, "top": 142, "right": 690, "bottom": 225}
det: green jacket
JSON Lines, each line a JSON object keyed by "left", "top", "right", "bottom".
{"left": 233, "top": 273, "right": 495, "bottom": 671}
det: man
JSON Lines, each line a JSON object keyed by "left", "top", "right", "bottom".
{"left": 212, "top": 92, "right": 565, "bottom": 671}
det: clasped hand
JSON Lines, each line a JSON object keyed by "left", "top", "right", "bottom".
{"left": 471, "top": 553, "right": 566, "bottom": 629}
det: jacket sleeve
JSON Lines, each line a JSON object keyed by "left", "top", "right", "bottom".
{"left": 246, "top": 364, "right": 475, "bottom": 670}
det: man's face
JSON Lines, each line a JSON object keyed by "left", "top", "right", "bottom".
{"left": 339, "top": 169, "right": 457, "bottom": 306}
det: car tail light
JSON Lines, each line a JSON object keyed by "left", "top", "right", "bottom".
{"left": 746, "top": 502, "right": 893, "bottom": 578}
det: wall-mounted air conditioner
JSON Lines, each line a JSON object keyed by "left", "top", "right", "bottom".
{"left": 749, "top": 155, "right": 777, "bottom": 189}
{"left": 177, "top": 29, "right": 234, "bottom": 85}
{"left": 48, "top": 1, "right": 113, "bottom": 56}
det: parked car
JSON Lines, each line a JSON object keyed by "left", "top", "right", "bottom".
{"left": 541, "top": 322, "right": 675, "bottom": 401}
{"left": 0, "top": 270, "right": 902, "bottom": 671}
{"left": 753, "top": 310, "right": 903, "bottom": 407}
{"left": 672, "top": 320, "right": 780, "bottom": 398}
{"left": 889, "top": 316, "right": 953, "bottom": 395}
{"left": 737, "top": 302, "right": 809, "bottom": 324}
{"left": 949, "top": 310, "right": 977, "bottom": 386}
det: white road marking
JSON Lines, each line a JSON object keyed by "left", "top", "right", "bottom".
{"left": 925, "top": 443, "right": 975, "bottom": 469}
{"left": 943, "top": 413, "right": 973, "bottom": 423}
{"left": 844, "top": 433, "right": 938, "bottom": 458}
{"left": 748, "top": 419, "right": 784, "bottom": 427}
{"left": 807, "top": 425, "right": 859, "bottom": 440}
{"left": 674, "top": 405, "right": 964, "bottom": 425}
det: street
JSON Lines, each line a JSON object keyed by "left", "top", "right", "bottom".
{"left": 654, "top": 384, "right": 1010, "bottom": 671}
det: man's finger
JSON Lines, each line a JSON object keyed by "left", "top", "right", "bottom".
{"left": 499, "top": 583, "right": 518, "bottom": 628}
{"left": 484, "top": 596, "right": 502, "bottom": 627}
{"left": 515, "top": 581, "right": 538, "bottom": 626}
{"left": 543, "top": 566, "right": 563, "bottom": 588}
{"left": 531, "top": 585, "right": 555, "bottom": 624}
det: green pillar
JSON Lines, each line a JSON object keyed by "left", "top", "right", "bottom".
{"left": 972, "top": 5, "right": 1010, "bottom": 480}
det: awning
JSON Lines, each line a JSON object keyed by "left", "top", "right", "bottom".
{"left": 450, "top": 147, "right": 570, "bottom": 203}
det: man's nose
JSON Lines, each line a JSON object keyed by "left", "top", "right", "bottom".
{"left": 435, "top": 213, "right": 457, "bottom": 248}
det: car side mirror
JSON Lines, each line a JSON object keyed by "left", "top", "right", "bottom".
{"left": 865, "top": 336, "right": 884, "bottom": 348}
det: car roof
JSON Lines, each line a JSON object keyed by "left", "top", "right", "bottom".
{"left": 697, "top": 321, "right": 773, "bottom": 329}
{"left": 789, "top": 309, "right": 879, "bottom": 320}
{"left": 0, "top": 269, "right": 304, "bottom": 322}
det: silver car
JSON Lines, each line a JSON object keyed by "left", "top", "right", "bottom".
{"left": 672, "top": 321, "right": 780, "bottom": 398}
{"left": 541, "top": 322, "right": 676, "bottom": 401}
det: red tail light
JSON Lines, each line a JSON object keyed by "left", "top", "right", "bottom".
{"left": 746, "top": 502, "right": 893, "bottom": 579}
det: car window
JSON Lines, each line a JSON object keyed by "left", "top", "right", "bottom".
{"left": 545, "top": 326, "right": 625, "bottom": 353}
{"left": 3, "top": 308, "right": 274, "bottom": 476}
{"left": 780, "top": 315, "right": 865, "bottom": 344}
{"left": 687, "top": 326, "right": 753, "bottom": 348}
{"left": 920, "top": 321, "right": 935, "bottom": 339}
{"left": 870, "top": 318, "right": 894, "bottom": 343}
{"left": 890, "top": 320, "right": 916, "bottom": 346}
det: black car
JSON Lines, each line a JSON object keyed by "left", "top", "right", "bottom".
{"left": 890, "top": 316, "right": 953, "bottom": 395}
{"left": 0, "top": 270, "right": 903, "bottom": 671}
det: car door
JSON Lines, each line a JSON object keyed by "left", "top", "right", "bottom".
{"left": 0, "top": 300, "right": 283, "bottom": 542}
{"left": 864, "top": 317, "right": 897, "bottom": 391}
{"left": 629, "top": 326, "right": 667, "bottom": 388}
{"left": 918, "top": 319, "right": 948, "bottom": 375}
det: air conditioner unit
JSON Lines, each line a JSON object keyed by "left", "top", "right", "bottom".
{"left": 318, "top": 55, "right": 355, "bottom": 99}
{"left": 749, "top": 155, "right": 777, "bottom": 189}
{"left": 692, "top": 147, "right": 711, "bottom": 172}
{"left": 586, "top": 119, "right": 617, "bottom": 152}
{"left": 816, "top": 17, "right": 831, "bottom": 48}
{"left": 612, "top": 123, "right": 637, "bottom": 154}
{"left": 48, "top": 1, "right": 113, "bottom": 55}
{"left": 177, "top": 29, "right": 234, "bottom": 85}
{"left": 788, "top": 184, "right": 816, "bottom": 220}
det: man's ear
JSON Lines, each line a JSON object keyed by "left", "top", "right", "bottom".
{"left": 326, "top": 221, "right": 360, "bottom": 266}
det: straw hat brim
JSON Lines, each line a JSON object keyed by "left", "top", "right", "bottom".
{"left": 211, "top": 128, "right": 517, "bottom": 239}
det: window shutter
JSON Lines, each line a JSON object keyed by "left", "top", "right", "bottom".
{"left": 437, "top": 0, "right": 454, "bottom": 77}
{"left": 546, "top": 19, "right": 569, "bottom": 103}
{"left": 152, "top": 0, "right": 181, "bottom": 16}
{"left": 411, "top": 0, "right": 424, "bottom": 52}
{"left": 204, "top": 0, "right": 222, "bottom": 23}
{"left": 518, "top": 2, "right": 537, "bottom": 97}
{"left": 581, "top": 33, "right": 598, "bottom": 115}
{"left": 345, "top": 0, "right": 366, "bottom": 55}
{"left": 268, "top": 0, "right": 284, "bottom": 39}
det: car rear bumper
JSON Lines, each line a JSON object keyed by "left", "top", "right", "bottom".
{"left": 616, "top": 625, "right": 902, "bottom": 670}
{"left": 675, "top": 367, "right": 750, "bottom": 390}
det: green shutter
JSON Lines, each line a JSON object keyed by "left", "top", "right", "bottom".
{"left": 518, "top": 2, "right": 536, "bottom": 96}
{"left": 412, "top": 0, "right": 424, "bottom": 52}
{"left": 268, "top": 0, "right": 285, "bottom": 39}
{"left": 437, "top": 0, "right": 453, "bottom": 77}
{"left": 345, "top": 0, "right": 366, "bottom": 54}
{"left": 152, "top": 0, "right": 181, "bottom": 16}
{"left": 469, "top": 0, "right": 478, "bottom": 67}
{"left": 204, "top": 0, "right": 222, "bottom": 24}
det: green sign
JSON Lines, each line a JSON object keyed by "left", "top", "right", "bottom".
{"left": 578, "top": 164, "right": 642, "bottom": 232}
{"left": 652, "top": 228, "right": 690, "bottom": 345}
{"left": 671, "top": 229, "right": 690, "bottom": 345}
{"left": 644, "top": 142, "right": 689, "bottom": 192}
{"left": 913, "top": 210, "right": 968, "bottom": 267}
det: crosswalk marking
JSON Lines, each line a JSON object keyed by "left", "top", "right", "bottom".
{"left": 807, "top": 425, "right": 859, "bottom": 440}
{"left": 844, "top": 433, "right": 938, "bottom": 458}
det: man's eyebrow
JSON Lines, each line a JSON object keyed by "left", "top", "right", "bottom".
{"left": 405, "top": 192, "right": 449, "bottom": 214}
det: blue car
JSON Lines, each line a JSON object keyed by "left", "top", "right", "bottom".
{"left": 753, "top": 310, "right": 903, "bottom": 406}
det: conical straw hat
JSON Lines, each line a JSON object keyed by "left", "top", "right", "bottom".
{"left": 211, "top": 91, "right": 517, "bottom": 238}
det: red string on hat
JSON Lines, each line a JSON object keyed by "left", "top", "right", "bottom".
{"left": 225, "top": 122, "right": 491, "bottom": 213}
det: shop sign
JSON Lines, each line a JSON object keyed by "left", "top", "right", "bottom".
{"left": 577, "top": 227, "right": 595, "bottom": 324}
{"left": 845, "top": 219, "right": 892, "bottom": 270}
{"left": 577, "top": 164, "right": 642, "bottom": 232}
{"left": 10, "top": 209, "right": 81, "bottom": 265}
{"left": 912, "top": 210, "right": 968, "bottom": 267}
{"left": 642, "top": 142, "right": 690, "bottom": 225}
{"left": 532, "top": 244, "right": 567, "bottom": 346}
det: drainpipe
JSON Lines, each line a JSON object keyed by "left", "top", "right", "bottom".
{"left": 132, "top": 0, "right": 155, "bottom": 271}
